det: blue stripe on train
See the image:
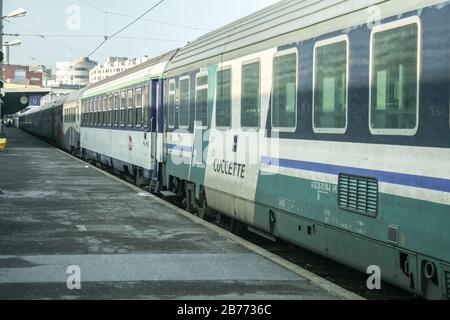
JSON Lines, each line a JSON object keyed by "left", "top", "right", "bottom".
{"left": 260, "top": 156, "right": 450, "bottom": 193}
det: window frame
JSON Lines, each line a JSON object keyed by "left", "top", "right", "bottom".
{"left": 108, "top": 94, "right": 113, "bottom": 126}
{"left": 103, "top": 95, "right": 108, "bottom": 126}
{"left": 168, "top": 79, "right": 176, "bottom": 129}
{"left": 215, "top": 66, "right": 232, "bottom": 130}
{"left": 114, "top": 92, "right": 119, "bottom": 127}
{"left": 240, "top": 58, "right": 261, "bottom": 131}
{"left": 312, "top": 35, "right": 349, "bottom": 134}
{"left": 89, "top": 99, "right": 92, "bottom": 125}
{"left": 120, "top": 90, "right": 126, "bottom": 127}
{"left": 127, "top": 88, "right": 134, "bottom": 127}
{"left": 90, "top": 99, "right": 94, "bottom": 125}
{"left": 143, "top": 84, "right": 149, "bottom": 128}
{"left": 135, "top": 85, "right": 143, "bottom": 128}
{"left": 368, "top": 16, "right": 421, "bottom": 136}
{"left": 195, "top": 72, "right": 209, "bottom": 129}
{"left": 178, "top": 75, "right": 191, "bottom": 129}
{"left": 271, "top": 48, "right": 299, "bottom": 133}
{"left": 95, "top": 98, "right": 99, "bottom": 126}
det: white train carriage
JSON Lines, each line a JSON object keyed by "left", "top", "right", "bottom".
{"left": 80, "top": 51, "right": 177, "bottom": 184}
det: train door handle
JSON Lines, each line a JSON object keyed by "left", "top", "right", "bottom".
{"left": 233, "top": 135, "right": 238, "bottom": 153}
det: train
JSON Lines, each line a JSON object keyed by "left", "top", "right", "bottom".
{"left": 18, "top": 0, "right": 450, "bottom": 300}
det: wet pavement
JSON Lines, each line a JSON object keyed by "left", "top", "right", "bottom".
{"left": 0, "top": 128, "right": 341, "bottom": 300}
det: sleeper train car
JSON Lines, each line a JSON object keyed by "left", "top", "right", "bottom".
{"left": 162, "top": 0, "right": 450, "bottom": 299}
{"left": 18, "top": 0, "right": 450, "bottom": 300}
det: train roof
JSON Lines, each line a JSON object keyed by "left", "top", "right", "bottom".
{"left": 82, "top": 50, "right": 178, "bottom": 99}
{"left": 166, "top": 0, "right": 446, "bottom": 74}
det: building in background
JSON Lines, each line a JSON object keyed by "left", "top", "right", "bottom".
{"left": 29, "top": 65, "right": 53, "bottom": 87}
{"left": 55, "top": 57, "right": 97, "bottom": 87}
{"left": 2, "top": 64, "right": 43, "bottom": 87}
{"left": 89, "top": 56, "right": 151, "bottom": 83}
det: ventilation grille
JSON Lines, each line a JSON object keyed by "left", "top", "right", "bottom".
{"left": 338, "top": 174, "right": 378, "bottom": 217}
{"left": 446, "top": 272, "right": 450, "bottom": 299}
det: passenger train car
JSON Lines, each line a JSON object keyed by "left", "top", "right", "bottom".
{"left": 20, "top": 95, "right": 66, "bottom": 147}
{"left": 62, "top": 89, "right": 86, "bottom": 154}
{"left": 163, "top": 0, "right": 450, "bottom": 300}
{"left": 20, "top": 90, "right": 86, "bottom": 151}
{"left": 19, "top": 0, "right": 450, "bottom": 299}
{"left": 79, "top": 51, "right": 177, "bottom": 185}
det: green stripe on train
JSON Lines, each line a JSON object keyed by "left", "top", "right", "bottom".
{"left": 254, "top": 172, "right": 450, "bottom": 263}
{"left": 82, "top": 73, "right": 165, "bottom": 99}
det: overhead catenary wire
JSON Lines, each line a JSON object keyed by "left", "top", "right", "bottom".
{"left": 3, "top": 33, "right": 188, "bottom": 43}
{"left": 61, "top": 0, "right": 167, "bottom": 81}
{"left": 76, "top": 0, "right": 211, "bottom": 32}
{"left": 4, "top": 20, "right": 112, "bottom": 60}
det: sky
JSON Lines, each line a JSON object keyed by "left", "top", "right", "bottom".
{"left": 3, "top": 0, "right": 279, "bottom": 70}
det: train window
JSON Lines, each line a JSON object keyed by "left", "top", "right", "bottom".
{"left": 273, "top": 49, "right": 298, "bottom": 131}
{"left": 168, "top": 80, "right": 176, "bottom": 128}
{"left": 87, "top": 100, "right": 91, "bottom": 125}
{"left": 143, "top": 85, "right": 149, "bottom": 128}
{"left": 114, "top": 93, "right": 119, "bottom": 126}
{"left": 216, "top": 68, "right": 232, "bottom": 128}
{"left": 98, "top": 97, "right": 103, "bottom": 126}
{"left": 103, "top": 96, "right": 107, "bottom": 126}
{"left": 98, "top": 98, "right": 102, "bottom": 125}
{"left": 91, "top": 101, "right": 94, "bottom": 125}
{"left": 369, "top": 17, "right": 420, "bottom": 135}
{"left": 195, "top": 73, "right": 208, "bottom": 127}
{"left": 90, "top": 99, "right": 94, "bottom": 125}
{"left": 83, "top": 103, "right": 85, "bottom": 124}
{"left": 135, "top": 87, "right": 143, "bottom": 127}
{"left": 179, "top": 76, "right": 190, "bottom": 128}
{"left": 313, "top": 36, "right": 348, "bottom": 134}
{"left": 85, "top": 101, "right": 88, "bottom": 124}
{"left": 241, "top": 60, "right": 260, "bottom": 129}
{"left": 108, "top": 95, "right": 113, "bottom": 126}
{"left": 120, "top": 91, "right": 126, "bottom": 126}
{"left": 93, "top": 98, "right": 97, "bottom": 125}
{"left": 127, "top": 89, "right": 133, "bottom": 127}
{"left": 98, "top": 97, "right": 103, "bottom": 125}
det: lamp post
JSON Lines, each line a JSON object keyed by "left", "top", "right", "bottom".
{"left": 0, "top": 2, "right": 27, "bottom": 134}
{"left": 3, "top": 38, "right": 22, "bottom": 65}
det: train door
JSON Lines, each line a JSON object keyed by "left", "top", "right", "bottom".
{"left": 150, "top": 80, "right": 158, "bottom": 168}
{"left": 144, "top": 80, "right": 160, "bottom": 172}
{"left": 154, "top": 80, "right": 164, "bottom": 164}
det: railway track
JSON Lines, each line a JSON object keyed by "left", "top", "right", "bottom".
{"left": 227, "top": 227, "right": 419, "bottom": 300}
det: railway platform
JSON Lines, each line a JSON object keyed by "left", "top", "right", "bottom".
{"left": 0, "top": 128, "right": 360, "bottom": 300}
